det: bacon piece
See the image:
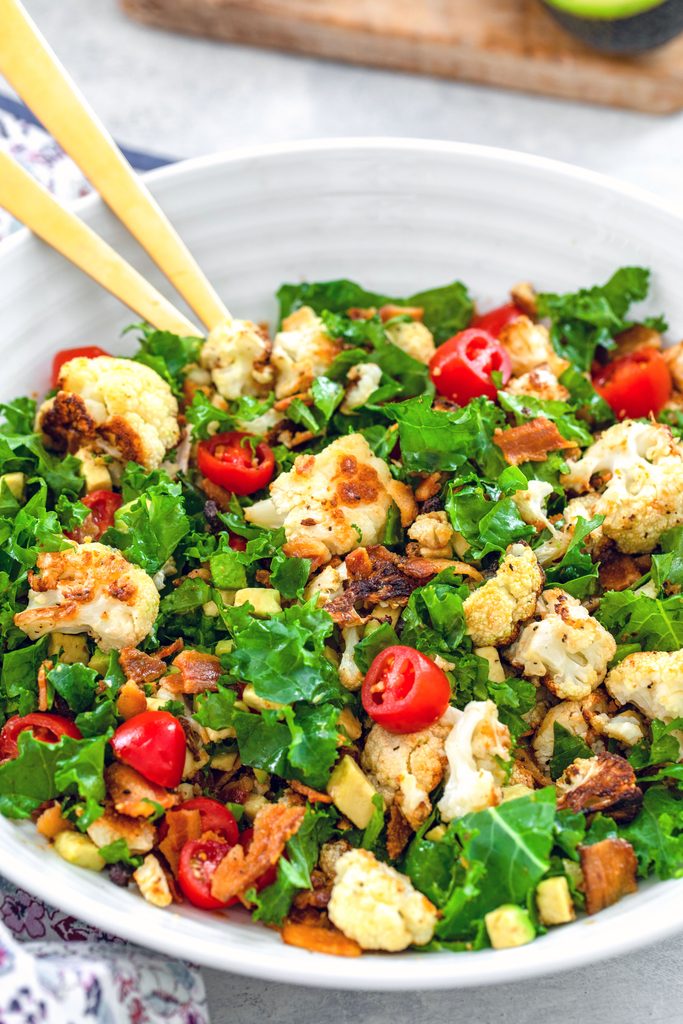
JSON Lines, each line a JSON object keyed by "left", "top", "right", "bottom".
{"left": 119, "top": 647, "right": 166, "bottom": 685}
{"left": 171, "top": 650, "right": 222, "bottom": 695}
{"left": 379, "top": 304, "right": 423, "bottom": 323}
{"left": 156, "top": 638, "right": 184, "bottom": 661}
{"left": 106, "top": 763, "right": 177, "bottom": 819}
{"left": 386, "top": 805, "right": 412, "bottom": 860}
{"left": 37, "top": 659, "right": 52, "bottom": 712}
{"left": 281, "top": 919, "right": 361, "bottom": 957}
{"left": 579, "top": 837, "right": 638, "bottom": 915}
{"left": 324, "top": 545, "right": 442, "bottom": 627}
{"left": 116, "top": 680, "right": 147, "bottom": 721}
{"left": 210, "top": 803, "right": 305, "bottom": 904}
{"left": 288, "top": 780, "right": 334, "bottom": 804}
{"left": 158, "top": 808, "right": 203, "bottom": 876}
{"left": 494, "top": 417, "right": 578, "bottom": 465}
{"left": 598, "top": 553, "right": 642, "bottom": 593}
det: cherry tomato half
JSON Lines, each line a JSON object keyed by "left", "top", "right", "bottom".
{"left": 110, "top": 711, "right": 186, "bottom": 789}
{"left": 0, "top": 713, "right": 82, "bottom": 761}
{"left": 160, "top": 797, "right": 239, "bottom": 846}
{"left": 592, "top": 347, "right": 672, "bottom": 420}
{"left": 65, "top": 490, "right": 122, "bottom": 543}
{"left": 51, "top": 346, "right": 109, "bottom": 388}
{"left": 197, "top": 432, "right": 275, "bottom": 496}
{"left": 472, "top": 302, "right": 524, "bottom": 338}
{"left": 178, "top": 838, "right": 233, "bottom": 910}
{"left": 362, "top": 645, "right": 451, "bottom": 734}
{"left": 228, "top": 532, "right": 247, "bottom": 552}
{"left": 429, "top": 328, "right": 511, "bottom": 405}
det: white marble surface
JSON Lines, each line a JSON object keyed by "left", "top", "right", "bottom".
{"left": 4, "top": 1, "right": 683, "bottom": 1018}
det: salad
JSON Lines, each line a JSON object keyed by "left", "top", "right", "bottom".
{"left": 1, "top": 266, "right": 683, "bottom": 957}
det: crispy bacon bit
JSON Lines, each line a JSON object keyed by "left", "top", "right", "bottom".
{"left": 324, "top": 545, "right": 442, "bottom": 627}
{"left": 116, "top": 680, "right": 147, "bottom": 721}
{"left": 386, "top": 805, "right": 412, "bottom": 860}
{"left": 36, "top": 802, "right": 73, "bottom": 840}
{"left": 156, "top": 638, "right": 184, "bottom": 661}
{"left": 379, "top": 304, "right": 424, "bottom": 323}
{"left": 199, "top": 476, "right": 233, "bottom": 511}
{"left": 274, "top": 391, "right": 313, "bottom": 412}
{"left": 288, "top": 780, "right": 334, "bottom": 804}
{"left": 579, "top": 837, "right": 638, "bottom": 915}
{"left": 282, "top": 539, "right": 328, "bottom": 573}
{"left": 494, "top": 417, "right": 578, "bottom": 466}
{"left": 598, "top": 553, "right": 642, "bottom": 593}
{"left": 119, "top": 647, "right": 166, "bottom": 684}
{"left": 106, "top": 763, "right": 177, "bottom": 819}
{"left": 210, "top": 803, "right": 305, "bottom": 904}
{"left": 158, "top": 808, "right": 202, "bottom": 875}
{"left": 414, "top": 472, "right": 442, "bottom": 503}
{"left": 170, "top": 650, "right": 222, "bottom": 695}
{"left": 37, "top": 659, "right": 52, "bottom": 712}
{"left": 281, "top": 919, "right": 362, "bottom": 957}
{"left": 557, "top": 753, "right": 643, "bottom": 823}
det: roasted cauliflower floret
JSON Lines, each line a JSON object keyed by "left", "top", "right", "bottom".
{"left": 199, "top": 317, "right": 272, "bottom": 400}
{"left": 504, "top": 367, "right": 569, "bottom": 403}
{"left": 14, "top": 542, "right": 159, "bottom": 652}
{"left": 328, "top": 848, "right": 437, "bottom": 951}
{"left": 338, "top": 625, "right": 363, "bottom": 691}
{"left": 463, "top": 543, "right": 543, "bottom": 647}
{"left": 361, "top": 709, "right": 457, "bottom": 829}
{"left": 133, "top": 853, "right": 173, "bottom": 907}
{"left": 407, "top": 511, "right": 456, "bottom": 558}
{"left": 384, "top": 320, "right": 436, "bottom": 365}
{"left": 271, "top": 306, "right": 341, "bottom": 399}
{"left": 556, "top": 752, "right": 642, "bottom": 822}
{"left": 561, "top": 421, "right": 683, "bottom": 554}
{"left": 437, "top": 700, "right": 512, "bottom": 822}
{"left": 37, "top": 356, "right": 179, "bottom": 470}
{"left": 507, "top": 588, "right": 615, "bottom": 701}
{"left": 245, "top": 433, "right": 416, "bottom": 563}
{"left": 606, "top": 650, "right": 683, "bottom": 723}
{"left": 498, "top": 316, "right": 568, "bottom": 378}
{"left": 532, "top": 699, "right": 602, "bottom": 773}
{"left": 342, "top": 362, "right": 382, "bottom": 413}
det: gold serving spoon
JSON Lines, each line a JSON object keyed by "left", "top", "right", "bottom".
{"left": 0, "top": 0, "right": 228, "bottom": 335}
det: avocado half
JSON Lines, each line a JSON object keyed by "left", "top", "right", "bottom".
{"left": 542, "top": 0, "right": 683, "bottom": 54}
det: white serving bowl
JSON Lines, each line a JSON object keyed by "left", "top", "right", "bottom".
{"left": 1, "top": 139, "right": 683, "bottom": 990}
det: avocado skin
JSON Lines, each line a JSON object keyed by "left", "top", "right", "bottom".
{"left": 542, "top": 0, "right": 683, "bottom": 53}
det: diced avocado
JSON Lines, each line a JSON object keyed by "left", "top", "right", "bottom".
{"left": 474, "top": 646, "right": 507, "bottom": 683}
{"left": 424, "top": 824, "right": 447, "bottom": 842}
{"left": 0, "top": 472, "right": 26, "bottom": 501}
{"left": 542, "top": 0, "right": 682, "bottom": 54}
{"left": 502, "top": 783, "right": 535, "bottom": 803}
{"left": 81, "top": 457, "right": 112, "bottom": 493}
{"left": 88, "top": 649, "right": 110, "bottom": 676}
{"left": 53, "top": 831, "right": 105, "bottom": 871}
{"left": 214, "top": 639, "right": 233, "bottom": 656}
{"left": 242, "top": 683, "right": 284, "bottom": 712}
{"left": 202, "top": 600, "right": 220, "bottom": 618}
{"left": 243, "top": 794, "right": 269, "bottom": 821}
{"left": 562, "top": 858, "right": 584, "bottom": 891}
{"left": 48, "top": 632, "right": 90, "bottom": 665}
{"left": 485, "top": 905, "right": 536, "bottom": 949}
{"left": 234, "top": 588, "right": 282, "bottom": 617}
{"left": 326, "top": 755, "right": 382, "bottom": 829}
{"left": 536, "top": 876, "right": 576, "bottom": 927}
{"left": 210, "top": 750, "right": 239, "bottom": 772}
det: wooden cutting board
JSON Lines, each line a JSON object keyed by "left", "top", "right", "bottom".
{"left": 120, "top": 0, "right": 683, "bottom": 113}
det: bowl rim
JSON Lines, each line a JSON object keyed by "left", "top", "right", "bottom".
{"left": 3, "top": 136, "right": 683, "bottom": 989}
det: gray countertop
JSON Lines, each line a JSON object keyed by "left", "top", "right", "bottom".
{"left": 6, "top": 2, "right": 683, "bottom": 1018}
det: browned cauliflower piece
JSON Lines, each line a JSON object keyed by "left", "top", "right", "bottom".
{"left": 463, "top": 543, "right": 543, "bottom": 647}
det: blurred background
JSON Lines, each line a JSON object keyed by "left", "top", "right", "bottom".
{"left": 2, "top": 1, "right": 683, "bottom": 1021}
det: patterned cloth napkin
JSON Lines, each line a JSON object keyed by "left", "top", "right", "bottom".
{"left": 0, "top": 97, "right": 209, "bottom": 1024}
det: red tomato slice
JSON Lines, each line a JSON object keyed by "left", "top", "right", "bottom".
{"left": 0, "top": 713, "right": 82, "bottom": 761}
{"left": 65, "top": 490, "right": 122, "bottom": 543}
{"left": 592, "top": 347, "right": 672, "bottom": 420}
{"left": 177, "top": 838, "right": 233, "bottom": 910}
{"left": 110, "top": 711, "right": 186, "bottom": 789}
{"left": 471, "top": 302, "right": 524, "bottom": 338}
{"left": 51, "top": 346, "right": 109, "bottom": 388}
{"left": 429, "top": 328, "right": 511, "bottom": 405}
{"left": 362, "top": 645, "right": 451, "bottom": 734}
{"left": 160, "top": 797, "right": 239, "bottom": 845}
{"left": 197, "top": 432, "right": 275, "bottom": 496}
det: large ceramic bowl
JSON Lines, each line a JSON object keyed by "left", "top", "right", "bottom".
{"left": 1, "top": 140, "right": 683, "bottom": 990}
